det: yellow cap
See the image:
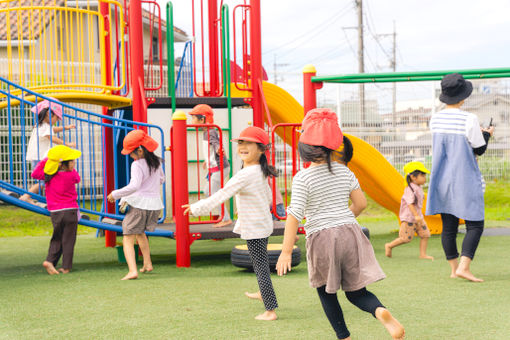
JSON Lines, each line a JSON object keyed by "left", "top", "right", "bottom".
{"left": 44, "top": 145, "right": 81, "bottom": 175}
{"left": 403, "top": 161, "right": 430, "bottom": 175}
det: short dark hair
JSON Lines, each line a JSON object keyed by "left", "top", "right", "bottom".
{"left": 298, "top": 142, "right": 333, "bottom": 173}
{"left": 193, "top": 114, "right": 206, "bottom": 123}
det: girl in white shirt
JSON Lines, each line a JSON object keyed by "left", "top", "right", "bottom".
{"left": 21, "top": 99, "right": 75, "bottom": 203}
{"left": 107, "top": 130, "right": 165, "bottom": 281}
{"left": 183, "top": 126, "right": 279, "bottom": 321}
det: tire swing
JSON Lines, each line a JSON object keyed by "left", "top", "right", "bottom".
{"left": 231, "top": 244, "right": 301, "bottom": 271}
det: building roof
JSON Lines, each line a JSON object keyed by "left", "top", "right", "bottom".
{"left": 0, "top": 0, "right": 65, "bottom": 40}
{"left": 0, "top": 0, "right": 188, "bottom": 42}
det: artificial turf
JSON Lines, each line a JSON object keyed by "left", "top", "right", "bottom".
{"left": 1, "top": 226, "right": 509, "bottom": 339}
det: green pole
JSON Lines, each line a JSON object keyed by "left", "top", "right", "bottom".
{"left": 166, "top": 1, "right": 176, "bottom": 112}
{"left": 312, "top": 68, "right": 510, "bottom": 84}
{"left": 221, "top": 4, "right": 234, "bottom": 218}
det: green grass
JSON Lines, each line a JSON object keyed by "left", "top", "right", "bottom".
{"left": 1, "top": 232, "right": 510, "bottom": 339}
{"left": 1, "top": 181, "right": 509, "bottom": 339}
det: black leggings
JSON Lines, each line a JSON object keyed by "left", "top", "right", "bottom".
{"left": 317, "top": 286, "right": 384, "bottom": 339}
{"left": 440, "top": 213, "right": 484, "bottom": 260}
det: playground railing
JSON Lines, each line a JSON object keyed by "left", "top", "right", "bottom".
{"left": 270, "top": 123, "right": 302, "bottom": 220}
{"left": 0, "top": 0, "right": 127, "bottom": 97}
{"left": 175, "top": 41, "right": 194, "bottom": 98}
{"left": 170, "top": 123, "right": 227, "bottom": 225}
{"left": 0, "top": 76, "right": 167, "bottom": 223}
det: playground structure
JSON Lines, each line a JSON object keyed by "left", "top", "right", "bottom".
{"left": 1, "top": 0, "right": 509, "bottom": 267}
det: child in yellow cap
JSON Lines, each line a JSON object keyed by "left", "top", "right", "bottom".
{"left": 385, "top": 161, "right": 433, "bottom": 260}
{"left": 31, "top": 145, "right": 82, "bottom": 275}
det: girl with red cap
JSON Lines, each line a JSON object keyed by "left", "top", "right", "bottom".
{"left": 276, "top": 109, "right": 404, "bottom": 340}
{"left": 21, "top": 99, "right": 76, "bottom": 204}
{"left": 188, "top": 104, "right": 232, "bottom": 227}
{"left": 107, "top": 130, "right": 165, "bottom": 281}
{"left": 183, "top": 126, "right": 279, "bottom": 321}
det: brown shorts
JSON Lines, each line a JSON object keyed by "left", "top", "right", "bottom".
{"left": 122, "top": 206, "right": 160, "bottom": 235}
{"left": 399, "top": 221, "right": 431, "bottom": 241}
{"left": 306, "top": 224, "right": 386, "bottom": 293}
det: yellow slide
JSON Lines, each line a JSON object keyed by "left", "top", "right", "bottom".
{"left": 232, "top": 82, "right": 442, "bottom": 234}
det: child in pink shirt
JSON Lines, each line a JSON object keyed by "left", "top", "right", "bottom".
{"left": 385, "top": 161, "right": 433, "bottom": 260}
{"left": 31, "top": 145, "right": 81, "bottom": 275}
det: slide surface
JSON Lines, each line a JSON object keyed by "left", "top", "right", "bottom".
{"left": 232, "top": 81, "right": 442, "bottom": 234}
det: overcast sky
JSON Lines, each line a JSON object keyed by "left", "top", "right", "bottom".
{"left": 162, "top": 0, "right": 510, "bottom": 105}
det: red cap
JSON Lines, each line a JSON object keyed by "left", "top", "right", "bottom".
{"left": 121, "top": 130, "right": 159, "bottom": 155}
{"left": 300, "top": 108, "right": 343, "bottom": 150}
{"left": 189, "top": 104, "right": 214, "bottom": 124}
{"left": 232, "top": 126, "right": 269, "bottom": 145}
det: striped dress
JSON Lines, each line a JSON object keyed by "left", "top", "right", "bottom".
{"left": 426, "top": 108, "right": 486, "bottom": 221}
{"left": 287, "top": 162, "right": 360, "bottom": 237}
{"left": 189, "top": 164, "right": 273, "bottom": 240}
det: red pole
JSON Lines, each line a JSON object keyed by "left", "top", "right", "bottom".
{"left": 100, "top": 3, "right": 116, "bottom": 247}
{"left": 129, "top": 0, "right": 147, "bottom": 126}
{"left": 303, "top": 64, "right": 323, "bottom": 115}
{"left": 249, "top": 0, "right": 263, "bottom": 128}
{"left": 172, "top": 111, "right": 191, "bottom": 267}
{"left": 207, "top": 0, "right": 219, "bottom": 96}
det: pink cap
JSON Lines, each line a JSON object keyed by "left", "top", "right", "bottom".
{"left": 299, "top": 108, "right": 343, "bottom": 150}
{"left": 31, "top": 99, "right": 63, "bottom": 120}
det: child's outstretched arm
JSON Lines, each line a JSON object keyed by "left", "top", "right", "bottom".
{"left": 349, "top": 188, "right": 367, "bottom": 217}
{"left": 107, "top": 162, "right": 144, "bottom": 202}
{"left": 52, "top": 124, "right": 76, "bottom": 133}
{"left": 31, "top": 158, "right": 48, "bottom": 181}
{"left": 183, "top": 170, "right": 246, "bottom": 216}
{"left": 276, "top": 214, "right": 299, "bottom": 276}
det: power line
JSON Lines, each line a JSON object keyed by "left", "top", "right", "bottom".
{"left": 262, "top": 3, "right": 353, "bottom": 55}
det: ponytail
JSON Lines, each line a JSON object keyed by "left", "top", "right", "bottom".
{"left": 37, "top": 107, "right": 49, "bottom": 126}
{"left": 297, "top": 142, "right": 334, "bottom": 173}
{"left": 259, "top": 150, "right": 278, "bottom": 178}
{"left": 140, "top": 145, "right": 161, "bottom": 174}
{"left": 406, "top": 170, "right": 425, "bottom": 204}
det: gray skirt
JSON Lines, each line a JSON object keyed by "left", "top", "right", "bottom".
{"left": 306, "top": 224, "right": 386, "bottom": 293}
{"left": 122, "top": 206, "right": 160, "bottom": 235}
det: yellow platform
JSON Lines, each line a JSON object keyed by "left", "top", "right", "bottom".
{"left": 0, "top": 92, "right": 132, "bottom": 110}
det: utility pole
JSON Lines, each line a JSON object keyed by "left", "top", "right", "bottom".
{"left": 273, "top": 54, "right": 289, "bottom": 85}
{"left": 377, "top": 21, "right": 397, "bottom": 128}
{"left": 356, "top": 0, "right": 365, "bottom": 127}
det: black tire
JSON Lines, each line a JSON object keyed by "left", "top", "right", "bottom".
{"left": 231, "top": 244, "right": 301, "bottom": 271}
{"left": 361, "top": 226, "right": 370, "bottom": 239}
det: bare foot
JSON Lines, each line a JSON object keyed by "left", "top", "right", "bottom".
{"left": 375, "top": 308, "right": 405, "bottom": 340}
{"left": 43, "top": 261, "right": 59, "bottom": 275}
{"left": 254, "top": 310, "right": 277, "bottom": 321}
{"left": 121, "top": 272, "right": 138, "bottom": 280}
{"left": 450, "top": 272, "right": 458, "bottom": 278}
{"left": 213, "top": 220, "right": 232, "bottom": 228}
{"left": 419, "top": 255, "right": 434, "bottom": 260}
{"left": 385, "top": 243, "right": 392, "bottom": 258}
{"left": 245, "top": 291, "right": 263, "bottom": 302}
{"left": 140, "top": 266, "right": 153, "bottom": 273}
{"left": 58, "top": 268, "right": 70, "bottom": 274}
{"left": 455, "top": 268, "right": 484, "bottom": 282}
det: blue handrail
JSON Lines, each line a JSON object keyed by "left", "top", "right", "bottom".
{"left": 0, "top": 76, "right": 167, "bottom": 224}
{"left": 175, "top": 40, "right": 193, "bottom": 97}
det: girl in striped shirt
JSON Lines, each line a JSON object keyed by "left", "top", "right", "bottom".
{"left": 183, "top": 126, "right": 279, "bottom": 321}
{"left": 277, "top": 109, "right": 404, "bottom": 340}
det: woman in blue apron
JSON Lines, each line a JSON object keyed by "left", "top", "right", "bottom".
{"left": 426, "top": 73, "right": 494, "bottom": 282}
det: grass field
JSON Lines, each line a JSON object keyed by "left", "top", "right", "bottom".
{"left": 1, "top": 181, "right": 509, "bottom": 339}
